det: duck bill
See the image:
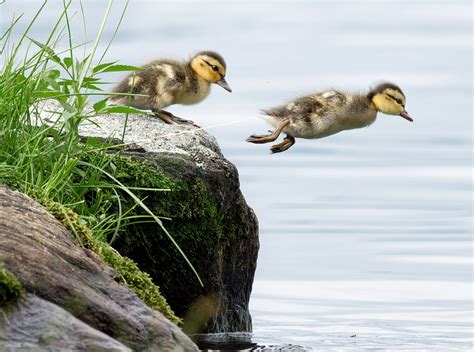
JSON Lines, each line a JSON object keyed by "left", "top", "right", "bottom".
{"left": 216, "top": 77, "right": 232, "bottom": 92}
{"left": 400, "top": 110, "right": 413, "bottom": 122}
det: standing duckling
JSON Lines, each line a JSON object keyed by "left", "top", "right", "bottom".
{"left": 247, "top": 82, "right": 413, "bottom": 153}
{"left": 108, "top": 51, "right": 231, "bottom": 125}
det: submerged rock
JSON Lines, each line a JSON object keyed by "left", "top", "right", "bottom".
{"left": 38, "top": 100, "right": 260, "bottom": 335}
{"left": 0, "top": 186, "right": 197, "bottom": 351}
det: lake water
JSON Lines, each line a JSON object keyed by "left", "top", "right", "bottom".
{"left": 1, "top": 1, "right": 472, "bottom": 350}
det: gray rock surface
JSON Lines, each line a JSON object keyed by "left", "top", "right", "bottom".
{"left": 1, "top": 294, "right": 131, "bottom": 351}
{"left": 0, "top": 186, "right": 198, "bottom": 351}
{"left": 37, "top": 99, "right": 222, "bottom": 158}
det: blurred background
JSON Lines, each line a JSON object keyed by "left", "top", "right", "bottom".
{"left": 1, "top": 1, "right": 472, "bottom": 350}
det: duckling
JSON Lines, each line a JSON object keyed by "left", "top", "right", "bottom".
{"left": 108, "top": 51, "right": 231, "bottom": 125}
{"left": 246, "top": 82, "right": 413, "bottom": 153}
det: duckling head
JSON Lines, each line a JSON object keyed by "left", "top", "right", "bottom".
{"left": 190, "top": 51, "right": 232, "bottom": 92}
{"left": 369, "top": 82, "right": 413, "bottom": 121}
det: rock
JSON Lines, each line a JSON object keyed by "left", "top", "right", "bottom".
{"left": 1, "top": 294, "right": 131, "bottom": 351}
{"left": 115, "top": 143, "right": 259, "bottom": 334}
{"left": 38, "top": 100, "right": 260, "bottom": 335}
{"left": 0, "top": 186, "right": 198, "bottom": 351}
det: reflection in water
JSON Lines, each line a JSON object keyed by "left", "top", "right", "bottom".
{"left": 1, "top": 1, "right": 471, "bottom": 350}
{"left": 183, "top": 294, "right": 221, "bottom": 338}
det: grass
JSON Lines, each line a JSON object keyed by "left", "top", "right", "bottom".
{"left": 0, "top": 0, "right": 202, "bottom": 319}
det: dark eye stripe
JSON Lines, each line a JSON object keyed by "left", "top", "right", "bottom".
{"left": 203, "top": 59, "right": 220, "bottom": 72}
{"left": 387, "top": 93, "right": 403, "bottom": 106}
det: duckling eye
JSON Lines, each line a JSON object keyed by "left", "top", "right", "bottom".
{"left": 203, "top": 59, "right": 220, "bottom": 73}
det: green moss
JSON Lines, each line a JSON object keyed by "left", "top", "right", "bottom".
{"left": 109, "top": 155, "right": 231, "bottom": 316}
{"left": 0, "top": 264, "right": 22, "bottom": 306}
{"left": 42, "top": 198, "right": 181, "bottom": 325}
{"left": 97, "top": 244, "right": 181, "bottom": 325}
{"left": 112, "top": 155, "right": 221, "bottom": 222}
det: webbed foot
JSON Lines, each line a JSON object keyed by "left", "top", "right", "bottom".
{"left": 154, "top": 110, "right": 200, "bottom": 128}
{"left": 246, "top": 119, "right": 291, "bottom": 144}
{"left": 270, "top": 135, "right": 295, "bottom": 154}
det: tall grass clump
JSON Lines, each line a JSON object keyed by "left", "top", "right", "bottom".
{"left": 0, "top": 0, "right": 202, "bottom": 289}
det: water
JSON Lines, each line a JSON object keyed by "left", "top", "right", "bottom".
{"left": 1, "top": 1, "right": 472, "bottom": 350}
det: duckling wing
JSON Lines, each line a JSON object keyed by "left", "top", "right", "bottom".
{"left": 108, "top": 68, "right": 157, "bottom": 109}
{"left": 263, "top": 90, "right": 347, "bottom": 122}
{"left": 109, "top": 60, "right": 189, "bottom": 110}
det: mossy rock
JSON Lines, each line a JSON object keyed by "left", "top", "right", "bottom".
{"left": 0, "top": 185, "right": 196, "bottom": 350}
{"left": 0, "top": 264, "right": 22, "bottom": 306}
{"left": 32, "top": 101, "right": 259, "bottom": 335}
{"left": 43, "top": 197, "right": 180, "bottom": 325}
{"left": 110, "top": 149, "right": 259, "bottom": 333}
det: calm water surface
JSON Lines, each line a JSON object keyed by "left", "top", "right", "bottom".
{"left": 1, "top": 1, "right": 472, "bottom": 350}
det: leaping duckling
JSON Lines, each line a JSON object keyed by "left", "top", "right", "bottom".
{"left": 108, "top": 51, "right": 231, "bottom": 125}
{"left": 247, "top": 82, "right": 413, "bottom": 153}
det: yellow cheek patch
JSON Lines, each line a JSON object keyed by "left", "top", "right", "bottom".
{"left": 201, "top": 57, "right": 225, "bottom": 76}
{"left": 191, "top": 57, "right": 225, "bottom": 83}
{"left": 372, "top": 94, "right": 402, "bottom": 115}
{"left": 210, "top": 71, "right": 222, "bottom": 81}
{"left": 216, "top": 65, "right": 225, "bottom": 77}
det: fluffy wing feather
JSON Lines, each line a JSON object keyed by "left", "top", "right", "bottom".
{"left": 262, "top": 90, "right": 347, "bottom": 122}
